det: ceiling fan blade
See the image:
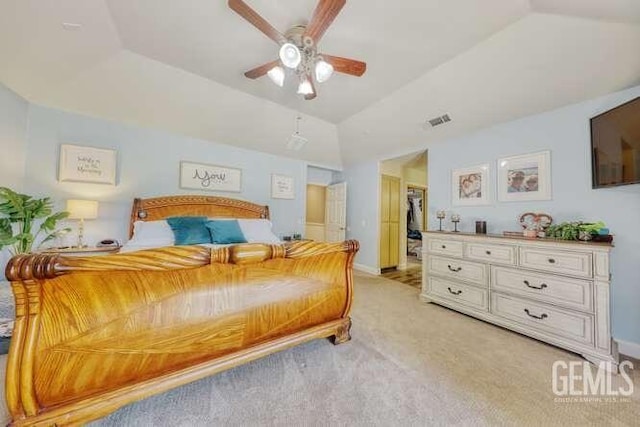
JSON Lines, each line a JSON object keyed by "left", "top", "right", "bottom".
{"left": 244, "top": 59, "right": 280, "bottom": 79}
{"left": 305, "top": 79, "right": 317, "bottom": 100}
{"left": 321, "top": 54, "right": 366, "bottom": 77}
{"left": 304, "top": 0, "right": 346, "bottom": 44}
{"left": 228, "top": 0, "right": 286, "bottom": 45}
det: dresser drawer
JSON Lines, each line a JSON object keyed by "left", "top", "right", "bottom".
{"left": 491, "top": 294, "right": 594, "bottom": 345}
{"left": 427, "top": 255, "right": 488, "bottom": 287}
{"left": 464, "top": 242, "right": 516, "bottom": 265}
{"left": 519, "top": 247, "right": 592, "bottom": 278}
{"left": 428, "top": 277, "right": 488, "bottom": 311}
{"left": 427, "top": 239, "right": 463, "bottom": 258}
{"left": 492, "top": 266, "right": 593, "bottom": 312}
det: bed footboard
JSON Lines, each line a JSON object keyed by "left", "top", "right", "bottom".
{"left": 5, "top": 240, "right": 358, "bottom": 426}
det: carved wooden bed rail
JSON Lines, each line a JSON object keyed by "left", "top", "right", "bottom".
{"left": 5, "top": 240, "right": 359, "bottom": 426}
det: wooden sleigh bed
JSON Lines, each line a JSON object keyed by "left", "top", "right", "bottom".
{"left": 5, "top": 195, "right": 359, "bottom": 426}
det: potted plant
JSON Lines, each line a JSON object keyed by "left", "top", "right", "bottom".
{"left": 0, "top": 187, "right": 70, "bottom": 255}
{"left": 545, "top": 221, "right": 607, "bottom": 241}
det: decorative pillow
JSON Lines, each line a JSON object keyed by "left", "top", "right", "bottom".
{"left": 166, "top": 216, "right": 210, "bottom": 245}
{"left": 238, "top": 219, "right": 281, "bottom": 244}
{"left": 206, "top": 220, "right": 248, "bottom": 244}
{"left": 129, "top": 220, "right": 175, "bottom": 247}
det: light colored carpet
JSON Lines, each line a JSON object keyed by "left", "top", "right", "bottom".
{"left": 1, "top": 271, "right": 638, "bottom": 425}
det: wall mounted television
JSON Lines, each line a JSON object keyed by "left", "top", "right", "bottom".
{"left": 590, "top": 96, "right": 640, "bottom": 188}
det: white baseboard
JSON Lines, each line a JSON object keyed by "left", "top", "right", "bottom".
{"left": 617, "top": 339, "right": 640, "bottom": 359}
{"left": 353, "top": 263, "right": 380, "bottom": 275}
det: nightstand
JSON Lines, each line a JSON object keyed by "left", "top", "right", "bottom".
{"left": 39, "top": 246, "right": 120, "bottom": 256}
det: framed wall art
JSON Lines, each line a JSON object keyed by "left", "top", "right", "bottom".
{"left": 271, "top": 174, "right": 295, "bottom": 199}
{"left": 58, "top": 144, "right": 117, "bottom": 185}
{"left": 497, "top": 150, "right": 551, "bottom": 202}
{"left": 180, "top": 161, "right": 242, "bottom": 192}
{"left": 451, "top": 164, "right": 491, "bottom": 206}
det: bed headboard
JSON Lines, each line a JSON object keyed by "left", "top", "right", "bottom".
{"left": 129, "top": 195, "right": 270, "bottom": 238}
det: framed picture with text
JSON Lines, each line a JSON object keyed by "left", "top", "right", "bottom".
{"left": 58, "top": 144, "right": 117, "bottom": 185}
{"left": 180, "top": 161, "right": 242, "bottom": 192}
{"left": 271, "top": 174, "right": 295, "bottom": 199}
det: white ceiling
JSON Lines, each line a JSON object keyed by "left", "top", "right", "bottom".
{"left": 1, "top": 0, "right": 639, "bottom": 169}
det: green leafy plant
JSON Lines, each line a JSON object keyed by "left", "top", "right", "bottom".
{"left": 545, "top": 221, "right": 606, "bottom": 241}
{"left": 0, "top": 187, "right": 70, "bottom": 255}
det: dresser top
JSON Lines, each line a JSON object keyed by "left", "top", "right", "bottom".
{"left": 423, "top": 230, "right": 613, "bottom": 248}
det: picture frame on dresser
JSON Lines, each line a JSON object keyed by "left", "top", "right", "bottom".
{"left": 497, "top": 150, "right": 551, "bottom": 202}
{"left": 58, "top": 144, "right": 117, "bottom": 185}
{"left": 451, "top": 164, "right": 491, "bottom": 206}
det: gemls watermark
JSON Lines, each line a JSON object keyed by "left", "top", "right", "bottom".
{"left": 552, "top": 360, "right": 634, "bottom": 403}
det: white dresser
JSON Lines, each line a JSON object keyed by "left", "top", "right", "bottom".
{"left": 421, "top": 231, "right": 617, "bottom": 370}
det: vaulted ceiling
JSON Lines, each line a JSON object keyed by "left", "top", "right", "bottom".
{"left": 1, "top": 0, "right": 639, "bottom": 169}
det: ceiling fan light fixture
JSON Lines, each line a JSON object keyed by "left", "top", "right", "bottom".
{"left": 279, "top": 43, "right": 301, "bottom": 69}
{"left": 267, "top": 66, "right": 285, "bottom": 87}
{"left": 297, "top": 78, "right": 314, "bottom": 95}
{"left": 315, "top": 60, "right": 334, "bottom": 83}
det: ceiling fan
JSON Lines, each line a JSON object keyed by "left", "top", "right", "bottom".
{"left": 228, "top": 0, "right": 366, "bottom": 100}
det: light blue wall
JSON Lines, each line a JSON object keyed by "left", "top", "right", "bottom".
{"left": 0, "top": 84, "right": 28, "bottom": 190}
{"left": 23, "top": 105, "right": 308, "bottom": 246}
{"left": 0, "top": 84, "right": 29, "bottom": 270}
{"left": 335, "top": 162, "right": 380, "bottom": 270}
{"left": 426, "top": 85, "right": 640, "bottom": 346}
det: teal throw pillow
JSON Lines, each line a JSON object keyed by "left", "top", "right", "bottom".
{"left": 206, "top": 220, "right": 247, "bottom": 244}
{"left": 166, "top": 216, "right": 210, "bottom": 245}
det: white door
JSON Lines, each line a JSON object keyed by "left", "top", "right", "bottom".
{"left": 325, "top": 182, "right": 347, "bottom": 242}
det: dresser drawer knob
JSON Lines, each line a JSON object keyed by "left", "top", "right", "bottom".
{"left": 447, "top": 265, "right": 462, "bottom": 272}
{"left": 441, "top": 245, "right": 446, "bottom": 249}
{"left": 548, "top": 258, "right": 556, "bottom": 264}
{"left": 524, "top": 308, "right": 548, "bottom": 320}
{"left": 447, "top": 287, "right": 463, "bottom": 296}
{"left": 485, "top": 250, "right": 492, "bottom": 255}
{"left": 524, "top": 280, "right": 548, "bottom": 290}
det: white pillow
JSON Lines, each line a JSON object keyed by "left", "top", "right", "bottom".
{"left": 129, "top": 220, "right": 175, "bottom": 246}
{"left": 238, "top": 219, "right": 281, "bottom": 244}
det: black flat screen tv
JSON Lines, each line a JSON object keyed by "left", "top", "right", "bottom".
{"left": 590, "top": 96, "right": 640, "bottom": 188}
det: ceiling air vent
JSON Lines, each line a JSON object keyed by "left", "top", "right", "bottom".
{"left": 427, "top": 113, "right": 451, "bottom": 128}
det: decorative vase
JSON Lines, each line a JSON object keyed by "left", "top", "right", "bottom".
{"left": 578, "top": 230, "right": 593, "bottom": 241}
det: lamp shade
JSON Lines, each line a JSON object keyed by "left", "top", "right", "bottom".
{"left": 315, "top": 60, "right": 334, "bottom": 83}
{"left": 279, "top": 43, "right": 301, "bottom": 69}
{"left": 267, "top": 66, "right": 285, "bottom": 87}
{"left": 297, "top": 78, "right": 314, "bottom": 95}
{"left": 66, "top": 199, "right": 98, "bottom": 220}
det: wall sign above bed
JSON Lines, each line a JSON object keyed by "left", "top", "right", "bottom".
{"left": 180, "top": 161, "right": 242, "bottom": 193}
{"left": 58, "top": 144, "right": 117, "bottom": 185}
{"left": 271, "top": 174, "right": 295, "bottom": 199}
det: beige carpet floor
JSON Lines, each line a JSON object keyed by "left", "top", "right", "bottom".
{"left": 1, "top": 271, "right": 639, "bottom": 425}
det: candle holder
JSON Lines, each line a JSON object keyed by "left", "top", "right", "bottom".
{"left": 451, "top": 214, "right": 461, "bottom": 232}
{"left": 436, "top": 210, "right": 446, "bottom": 231}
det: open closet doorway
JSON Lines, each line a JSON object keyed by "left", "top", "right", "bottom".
{"left": 407, "top": 186, "right": 427, "bottom": 267}
{"left": 378, "top": 150, "right": 428, "bottom": 274}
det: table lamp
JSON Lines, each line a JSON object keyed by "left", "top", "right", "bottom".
{"left": 66, "top": 199, "right": 98, "bottom": 248}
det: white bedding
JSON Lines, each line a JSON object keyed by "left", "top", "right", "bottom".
{"left": 122, "top": 218, "right": 282, "bottom": 253}
{"left": 118, "top": 243, "right": 235, "bottom": 253}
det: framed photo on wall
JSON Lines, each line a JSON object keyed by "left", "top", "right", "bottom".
{"left": 271, "top": 174, "right": 295, "bottom": 199}
{"left": 452, "top": 164, "right": 491, "bottom": 206}
{"left": 497, "top": 150, "right": 551, "bottom": 202}
{"left": 58, "top": 144, "right": 117, "bottom": 185}
{"left": 180, "top": 161, "right": 242, "bottom": 192}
